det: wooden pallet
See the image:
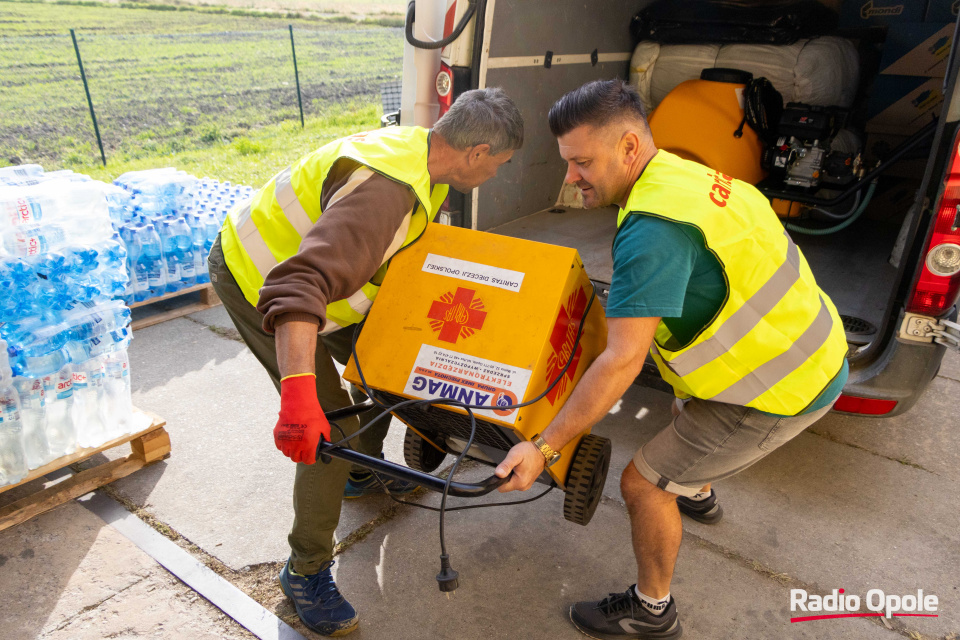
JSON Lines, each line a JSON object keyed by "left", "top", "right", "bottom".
{"left": 0, "top": 409, "right": 169, "bottom": 532}
{"left": 131, "top": 283, "right": 221, "bottom": 331}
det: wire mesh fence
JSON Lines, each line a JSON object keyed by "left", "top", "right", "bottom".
{"left": 0, "top": 24, "right": 404, "bottom": 167}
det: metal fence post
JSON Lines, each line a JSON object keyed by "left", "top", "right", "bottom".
{"left": 70, "top": 29, "right": 106, "bottom": 167}
{"left": 289, "top": 25, "right": 305, "bottom": 128}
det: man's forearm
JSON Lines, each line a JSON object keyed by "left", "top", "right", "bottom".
{"left": 540, "top": 348, "right": 645, "bottom": 451}
{"left": 276, "top": 320, "right": 319, "bottom": 378}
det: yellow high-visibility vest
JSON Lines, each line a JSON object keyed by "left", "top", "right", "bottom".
{"left": 220, "top": 126, "right": 449, "bottom": 331}
{"left": 618, "top": 151, "right": 847, "bottom": 415}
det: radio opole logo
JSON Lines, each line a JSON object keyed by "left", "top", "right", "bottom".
{"left": 790, "top": 588, "right": 938, "bottom": 623}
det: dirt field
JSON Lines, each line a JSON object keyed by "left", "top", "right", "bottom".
{"left": 115, "top": 0, "right": 410, "bottom": 19}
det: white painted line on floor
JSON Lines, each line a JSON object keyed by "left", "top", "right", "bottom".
{"left": 79, "top": 489, "right": 306, "bottom": 640}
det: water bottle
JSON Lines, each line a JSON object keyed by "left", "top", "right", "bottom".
{"left": 0, "top": 383, "right": 27, "bottom": 486}
{"left": 130, "top": 228, "right": 150, "bottom": 303}
{"left": 72, "top": 356, "right": 107, "bottom": 448}
{"left": 3, "top": 256, "right": 34, "bottom": 287}
{"left": 64, "top": 301, "right": 130, "bottom": 344}
{"left": 186, "top": 214, "right": 208, "bottom": 284}
{"left": 174, "top": 218, "right": 196, "bottom": 287}
{"left": 159, "top": 220, "right": 182, "bottom": 293}
{"left": 118, "top": 226, "right": 136, "bottom": 304}
{"left": 1, "top": 193, "right": 49, "bottom": 227}
{"left": 203, "top": 213, "right": 220, "bottom": 250}
{"left": 33, "top": 278, "right": 74, "bottom": 312}
{"left": 138, "top": 224, "right": 166, "bottom": 299}
{"left": 42, "top": 364, "right": 77, "bottom": 458}
{"left": 14, "top": 376, "right": 52, "bottom": 469}
{"left": 93, "top": 240, "right": 129, "bottom": 299}
{"left": 3, "top": 223, "right": 67, "bottom": 257}
{"left": 0, "top": 341, "right": 28, "bottom": 486}
{"left": 5, "top": 321, "right": 70, "bottom": 379}
{"left": 92, "top": 236, "right": 126, "bottom": 271}
{"left": 0, "top": 164, "right": 43, "bottom": 179}
{"left": 114, "top": 167, "right": 177, "bottom": 192}
{"left": 102, "top": 347, "right": 132, "bottom": 437}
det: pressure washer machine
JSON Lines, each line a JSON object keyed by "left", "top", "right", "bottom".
{"left": 315, "top": 223, "right": 613, "bottom": 590}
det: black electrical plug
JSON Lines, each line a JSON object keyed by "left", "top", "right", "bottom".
{"left": 436, "top": 554, "right": 459, "bottom": 593}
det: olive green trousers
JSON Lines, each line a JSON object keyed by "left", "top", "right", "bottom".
{"left": 208, "top": 235, "right": 389, "bottom": 574}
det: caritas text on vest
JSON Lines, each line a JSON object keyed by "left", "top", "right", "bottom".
{"left": 708, "top": 171, "right": 733, "bottom": 208}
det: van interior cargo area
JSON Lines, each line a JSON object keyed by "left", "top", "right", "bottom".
{"left": 494, "top": 203, "right": 902, "bottom": 358}
{"left": 467, "top": 0, "right": 954, "bottom": 361}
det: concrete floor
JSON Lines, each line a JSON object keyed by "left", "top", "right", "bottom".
{"left": 1, "top": 214, "right": 958, "bottom": 639}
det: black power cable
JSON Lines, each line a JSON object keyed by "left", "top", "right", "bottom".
{"left": 734, "top": 77, "right": 783, "bottom": 143}
{"left": 325, "top": 281, "right": 597, "bottom": 591}
{"left": 405, "top": 0, "right": 477, "bottom": 50}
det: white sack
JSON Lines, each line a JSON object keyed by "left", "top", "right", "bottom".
{"left": 636, "top": 36, "right": 859, "bottom": 110}
{"left": 715, "top": 41, "right": 807, "bottom": 100}
{"left": 649, "top": 44, "right": 721, "bottom": 108}
{"left": 630, "top": 41, "right": 661, "bottom": 114}
{"left": 795, "top": 37, "right": 860, "bottom": 108}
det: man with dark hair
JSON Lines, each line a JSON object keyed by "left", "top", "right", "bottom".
{"left": 209, "top": 87, "right": 523, "bottom": 636}
{"left": 495, "top": 79, "right": 847, "bottom": 639}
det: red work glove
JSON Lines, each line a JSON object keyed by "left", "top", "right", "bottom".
{"left": 274, "top": 373, "right": 330, "bottom": 465}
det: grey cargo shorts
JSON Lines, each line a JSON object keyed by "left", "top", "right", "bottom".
{"left": 632, "top": 396, "right": 835, "bottom": 497}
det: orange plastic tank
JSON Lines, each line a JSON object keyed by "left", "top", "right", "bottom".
{"left": 648, "top": 69, "right": 768, "bottom": 185}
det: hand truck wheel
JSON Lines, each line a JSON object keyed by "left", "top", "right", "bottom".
{"left": 562, "top": 433, "right": 611, "bottom": 525}
{"left": 403, "top": 427, "right": 447, "bottom": 473}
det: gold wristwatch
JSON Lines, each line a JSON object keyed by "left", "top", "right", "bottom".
{"left": 532, "top": 433, "right": 561, "bottom": 467}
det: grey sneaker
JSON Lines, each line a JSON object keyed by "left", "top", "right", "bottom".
{"left": 676, "top": 489, "right": 723, "bottom": 524}
{"left": 569, "top": 586, "right": 682, "bottom": 640}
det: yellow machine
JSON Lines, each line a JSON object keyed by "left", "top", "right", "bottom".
{"left": 648, "top": 69, "right": 768, "bottom": 185}
{"left": 341, "top": 222, "right": 611, "bottom": 524}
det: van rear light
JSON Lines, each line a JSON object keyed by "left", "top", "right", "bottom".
{"left": 833, "top": 394, "right": 898, "bottom": 415}
{"left": 907, "top": 132, "right": 960, "bottom": 315}
{"left": 436, "top": 63, "right": 453, "bottom": 117}
{"left": 926, "top": 242, "right": 960, "bottom": 276}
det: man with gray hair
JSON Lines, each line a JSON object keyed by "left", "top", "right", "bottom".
{"left": 207, "top": 87, "right": 523, "bottom": 636}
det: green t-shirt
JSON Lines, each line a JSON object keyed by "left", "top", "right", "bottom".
{"left": 607, "top": 213, "right": 847, "bottom": 415}
{"left": 607, "top": 214, "right": 726, "bottom": 348}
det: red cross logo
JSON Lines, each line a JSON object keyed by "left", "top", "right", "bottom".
{"left": 545, "top": 287, "right": 588, "bottom": 405}
{"left": 428, "top": 287, "right": 487, "bottom": 344}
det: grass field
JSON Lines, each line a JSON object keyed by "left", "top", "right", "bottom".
{"left": 0, "top": 0, "right": 404, "bottom": 183}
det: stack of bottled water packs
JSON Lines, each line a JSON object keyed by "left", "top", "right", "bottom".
{"left": 108, "top": 168, "right": 252, "bottom": 303}
{"left": 0, "top": 164, "right": 136, "bottom": 486}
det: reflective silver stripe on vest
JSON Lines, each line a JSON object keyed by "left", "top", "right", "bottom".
{"left": 346, "top": 289, "right": 373, "bottom": 316}
{"left": 664, "top": 234, "right": 801, "bottom": 378}
{"left": 319, "top": 316, "right": 345, "bottom": 335}
{"left": 274, "top": 167, "right": 314, "bottom": 238}
{"left": 234, "top": 202, "right": 276, "bottom": 280}
{"left": 708, "top": 296, "right": 834, "bottom": 407}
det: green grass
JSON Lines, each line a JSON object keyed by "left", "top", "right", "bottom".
{"left": 75, "top": 100, "right": 383, "bottom": 188}
{"left": 0, "top": 0, "right": 403, "bottom": 168}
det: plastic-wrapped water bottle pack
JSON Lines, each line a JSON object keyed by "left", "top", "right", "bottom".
{"left": 108, "top": 168, "right": 253, "bottom": 303}
{"left": 0, "top": 165, "right": 134, "bottom": 487}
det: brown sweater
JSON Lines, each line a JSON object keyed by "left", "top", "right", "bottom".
{"left": 256, "top": 158, "right": 417, "bottom": 333}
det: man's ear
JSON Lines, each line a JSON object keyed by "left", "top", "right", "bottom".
{"left": 467, "top": 143, "right": 492, "bottom": 166}
{"left": 620, "top": 131, "right": 642, "bottom": 166}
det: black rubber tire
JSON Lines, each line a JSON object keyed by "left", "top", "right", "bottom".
{"left": 563, "top": 434, "right": 612, "bottom": 526}
{"left": 402, "top": 427, "right": 447, "bottom": 472}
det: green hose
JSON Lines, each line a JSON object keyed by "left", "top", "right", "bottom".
{"left": 783, "top": 180, "right": 878, "bottom": 236}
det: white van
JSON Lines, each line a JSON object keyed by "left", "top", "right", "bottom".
{"left": 396, "top": 0, "right": 960, "bottom": 417}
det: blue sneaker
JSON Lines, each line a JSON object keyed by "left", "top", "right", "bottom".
{"left": 344, "top": 470, "right": 418, "bottom": 499}
{"left": 279, "top": 559, "right": 359, "bottom": 637}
